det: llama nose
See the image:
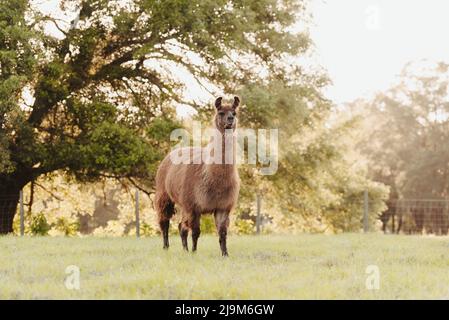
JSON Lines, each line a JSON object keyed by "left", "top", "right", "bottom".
{"left": 227, "top": 116, "right": 234, "bottom": 122}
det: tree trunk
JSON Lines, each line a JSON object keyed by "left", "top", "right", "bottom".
{"left": 396, "top": 214, "right": 403, "bottom": 234}
{"left": 391, "top": 214, "right": 395, "bottom": 234}
{"left": 0, "top": 180, "right": 21, "bottom": 235}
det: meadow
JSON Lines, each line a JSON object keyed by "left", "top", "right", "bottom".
{"left": 0, "top": 234, "right": 448, "bottom": 299}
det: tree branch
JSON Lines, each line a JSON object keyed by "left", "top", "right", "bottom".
{"left": 34, "top": 181, "right": 63, "bottom": 201}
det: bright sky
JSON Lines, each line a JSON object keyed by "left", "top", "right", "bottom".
{"left": 310, "top": 0, "right": 449, "bottom": 104}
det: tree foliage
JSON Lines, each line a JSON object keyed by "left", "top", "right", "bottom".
{"left": 0, "top": 0, "right": 312, "bottom": 232}
{"left": 1, "top": 0, "right": 388, "bottom": 234}
{"left": 352, "top": 61, "right": 449, "bottom": 200}
{"left": 1, "top": 0, "right": 308, "bottom": 180}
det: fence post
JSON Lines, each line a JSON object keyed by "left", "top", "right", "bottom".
{"left": 135, "top": 189, "right": 140, "bottom": 238}
{"left": 256, "top": 193, "right": 261, "bottom": 234}
{"left": 19, "top": 190, "right": 24, "bottom": 237}
{"left": 363, "top": 189, "right": 369, "bottom": 233}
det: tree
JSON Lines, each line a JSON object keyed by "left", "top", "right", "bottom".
{"left": 352, "top": 61, "right": 449, "bottom": 200}
{"left": 0, "top": 138, "right": 10, "bottom": 173}
{"left": 0, "top": 0, "right": 310, "bottom": 233}
{"left": 203, "top": 76, "right": 388, "bottom": 232}
{"left": 259, "top": 93, "right": 388, "bottom": 233}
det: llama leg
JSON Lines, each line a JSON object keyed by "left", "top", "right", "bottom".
{"left": 179, "top": 217, "right": 189, "bottom": 251}
{"left": 214, "top": 211, "right": 230, "bottom": 256}
{"left": 155, "top": 192, "right": 175, "bottom": 250}
{"left": 159, "top": 219, "right": 170, "bottom": 249}
{"left": 191, "top": 213, "right": 201, "bottom": 252}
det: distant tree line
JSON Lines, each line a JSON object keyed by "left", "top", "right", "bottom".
{"left": 349, "top": 61, "right": 449, "bottom": 234}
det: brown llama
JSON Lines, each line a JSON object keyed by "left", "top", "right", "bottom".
{"left": 155, "top": 96, "right": 241, "bottom": 256}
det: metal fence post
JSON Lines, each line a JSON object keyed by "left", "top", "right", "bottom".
{"left": 20, "top": 190, "right": 24, "bottom": 236}
{"left": 135, "top": 189, "right": 140, "bottom": 238}
{"left": 256, "top": 193, "right": 261, "bottom": 234}
{"left": 363, "top": 190, "right": 369, "bottom": 233}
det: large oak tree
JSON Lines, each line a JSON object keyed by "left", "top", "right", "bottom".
{"left": 0, "top": 0, "right": 310, "bottom": 233}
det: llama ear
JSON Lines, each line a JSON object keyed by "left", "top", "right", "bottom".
{"left": 215, "top": 97, "right": 223, "bottom": 109}
{"left": 232, "top": 96, "right": 240, "bottom": 109}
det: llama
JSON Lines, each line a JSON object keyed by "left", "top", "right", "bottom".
{"left": 155, "top": 96, "right": 241, "bottom": 256}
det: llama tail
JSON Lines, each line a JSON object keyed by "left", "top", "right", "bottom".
{"left": 155, "top": 191, "right": 175, "bottom": 221}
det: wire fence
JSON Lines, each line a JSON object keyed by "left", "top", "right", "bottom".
{"left": 0, "top": 187, "right": 204, "bottom": 237}
{"left": 0, "top": 188, "right": 269, "bottom": 237}
{"left": 2, "top": 188, "right": 449, "bottom": 236}
{"left": 0, "top": 191, "right": 143, "bottom": 237}
{"left": 378, "top": 199, "right": 449, "bottom": 235}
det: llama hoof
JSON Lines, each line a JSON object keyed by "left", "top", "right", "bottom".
{"left": 163, "top": 246, "right": 169, "bottom": 250}
{"left": 222, "top": 252, "right": 229, "bottom": 257}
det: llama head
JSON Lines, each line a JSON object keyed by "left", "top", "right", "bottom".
{"left": 214, "top": 96, "right": 240, "bottom": 133}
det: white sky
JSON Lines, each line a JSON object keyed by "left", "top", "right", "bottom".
{"left": 310, "top": 0, "right": 449, "bottom": 104}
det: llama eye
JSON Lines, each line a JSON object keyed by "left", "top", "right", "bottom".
{"left": 232, "top": 112, "right": 236, "bottom": 116}
{"left": 219, "top": 112, "right": 225, "bottom": 116}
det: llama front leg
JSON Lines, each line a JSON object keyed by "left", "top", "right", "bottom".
{"left": 214, "top": 211, "right": 230, "bottom": 256}
{"left": 191, "top": 213, "right": 201, "bottom": 252}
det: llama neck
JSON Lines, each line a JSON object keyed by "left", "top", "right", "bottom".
{"left": 203, "top": 131, "right": 237, "bottom": 179}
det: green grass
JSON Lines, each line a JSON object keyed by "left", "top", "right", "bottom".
{"left": 1, "top": 234, "right": 449, "bottom": 299}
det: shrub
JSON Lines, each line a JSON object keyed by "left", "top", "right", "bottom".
{"left": 140, "top": 222, "right": 158, "bottom": 237}
{"left": 234, "top": 219, "right": 255, "bottom": 235}
{"left": 29, "top": 213, "right": 51, "bottom": 236}
{"left": 53, "top": 217, "right": 79, "bottom": 236}
{"left": 200, "top": 215, "right": 216, "bottom": 234}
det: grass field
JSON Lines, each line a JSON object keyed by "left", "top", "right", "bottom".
{"left": 1, "top": 234, "right": 449, "bottom": 299}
